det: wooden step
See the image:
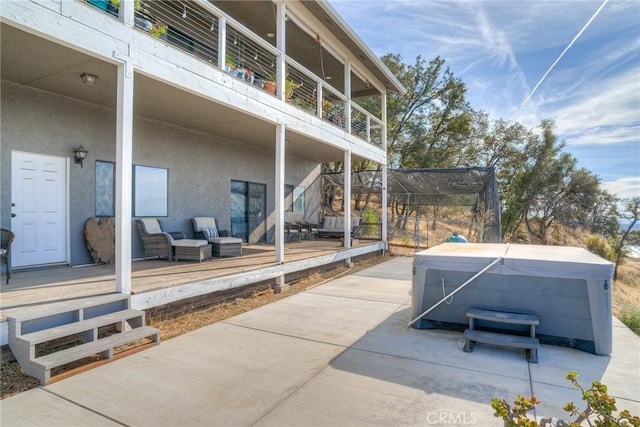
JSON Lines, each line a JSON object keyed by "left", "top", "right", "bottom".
{"left": 18, "top": 309, "right": 145, "bottom": 347}
{"left": 32, "top": 325, "right": 160, "bottom": 384}
{"left": 10, "top": 294, "right": 131, "bottom": 336}
{"left": 466, "top": 308, "right": 539, "bottom": 326}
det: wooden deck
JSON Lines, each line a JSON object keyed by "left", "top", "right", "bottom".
{"left": 0, "top": 240, "right": 382, "bottom": 323}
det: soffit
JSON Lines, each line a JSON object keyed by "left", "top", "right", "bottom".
{"left": 0, "top": 24, "right": 350, "bottom": 163}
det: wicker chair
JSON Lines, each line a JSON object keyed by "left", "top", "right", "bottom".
{"left": 192, "top": 217, "right": 242, "bottom": 258}
{"left": 136, "top": 219, "right": 185, "bottom": 260}
{"left": 1, "top": 228, "right": 15, "bottom": 284}
{"left": 191, "top": 217, "right": 230, "bottom": 240}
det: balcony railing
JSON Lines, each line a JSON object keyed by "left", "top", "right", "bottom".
{"left": 82, "top": 0, "right": 384, "bottom": 148}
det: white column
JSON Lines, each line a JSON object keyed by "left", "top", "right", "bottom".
{"left": 218, "top": 16, "right": 227, "bottom": 72}
{"left": 115, "top": 57, "right": 134, "bottom": 294}
{"left": 343, "top": 150, "right": 351, "bottom": 252}
{"left": 274, "top": 122, "right": 287, "bottom": 292}
{"left": 382, "top": 166, "right": 388, "bottom": 247}
{"left": 344, "top": 59, "right": 351, "bottom": 134}
{"left": 381, "top": 91, "right": 388, "bottom": 246}
{"left": 276, "top": 0, "right": 286, "bottom": 101}
{"left": 121, "top": 0, "right": 134, "bottom": 27}
{"left": 316, "top": 81, "right": 323, "bottom": 118}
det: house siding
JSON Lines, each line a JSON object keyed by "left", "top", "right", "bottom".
{"left": 1, "top": 80, "right": 321, "bottom": 266}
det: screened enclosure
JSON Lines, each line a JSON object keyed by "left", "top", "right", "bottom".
{"left": 321, "top": 167, "right": 501, "bottom": 249}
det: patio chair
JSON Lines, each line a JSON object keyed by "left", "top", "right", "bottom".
{"left": 192, "top": 217, "right": 242, "bottom": 258}
{"left": 284, "top": 222, "right": 301, "bottom": 242}
{"left": 136, "top": 218, "right": 185, "bottom": 260}
{"left": 191, "top": 217, "right": 230, "bottom": 240}
{"left": 1, "top": 228, "right": 15, "bottom": 284}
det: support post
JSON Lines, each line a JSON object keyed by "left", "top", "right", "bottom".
{"left": 114, "top": 54, "right": 134, "bottom": 294}
{"left": 344, "top": 59, "right": 351, "bottom": 134}
{"left": 276, "top": 0, "right": 286, "bottom": 101}
{"left": 121, "top": 0, "right": 134, "bottom": 27}
{"left": 381, "top": 91, "right": 388, "bottom": 246}
{"left": 344, "top": 150, "right": 352, "bottom": 266}
{"left": 274, "top": 122, "right": 288, "bottom": 292}
{"left": 218, "top": 16, "right": 226, "bottom": 72}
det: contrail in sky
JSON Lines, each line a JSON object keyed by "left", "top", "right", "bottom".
{"left": 512, "top": 0, "right": 610, "bottom": 119}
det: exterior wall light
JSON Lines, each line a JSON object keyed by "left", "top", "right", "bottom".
{"left": 73, "top": 146, "right": 88, "bottom": 168}
{"left": 80, "top": 72, "right": 98, "bottom": 85}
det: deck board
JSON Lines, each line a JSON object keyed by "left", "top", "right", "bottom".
{"left": 1, "top": 240, "right": 378, "bottom": 321}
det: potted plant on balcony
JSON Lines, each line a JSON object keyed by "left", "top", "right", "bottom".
{"left": 109, "top": 0, "right": 166, "bottom": 38}
{"left": 225, "top": 54, "right": 237, "bottom": 73}
{"left": 263, "top": 74, "right": 277, "bottom": 95}
{"left": 285, "top": 79, "right": 301, "bottom": 99}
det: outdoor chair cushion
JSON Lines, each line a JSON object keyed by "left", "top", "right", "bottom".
{"left": 140, "top": 218, "right": 163, "bottom": 234}
{"left": 171, "top": 239, "right": 209, "bottom": 248}
{"left": 201, "top": 226, "right": 219, "bottom": 240}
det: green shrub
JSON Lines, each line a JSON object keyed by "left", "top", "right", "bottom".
{"left": 620, "top": 304, "right": 640, "bottom": 335}
{"left": 586, "top": 235, "right": 616, "bottom": 261}
{"left": 492, "top": 371, "right": 639, "bottom": 426}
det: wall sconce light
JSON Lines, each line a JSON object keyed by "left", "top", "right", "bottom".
{"left": 80, "top": 73, "right": 98, "bottom": 85}
{"left": 73, "top": 146, "right": 88, "bottom": 168}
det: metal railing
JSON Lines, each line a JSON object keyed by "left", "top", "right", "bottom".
{"left": 81, "top": 0, "right": 385, "bottom": 147}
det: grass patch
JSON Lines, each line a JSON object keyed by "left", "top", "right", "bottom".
{"left": 619, "top": 304, "right": 640, "bottom": 335}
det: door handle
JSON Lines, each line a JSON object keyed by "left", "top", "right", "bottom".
{"left": 11, "top": 213, "right": 16, "bottom": 217}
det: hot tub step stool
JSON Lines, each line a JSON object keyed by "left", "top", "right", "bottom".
{"left": 463, "top": 308, "right": 540, "bottom": 363}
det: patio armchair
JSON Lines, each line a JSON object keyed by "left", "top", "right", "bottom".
{"left": 284, "top": 221, "right": 301, "bottom": 242}
{"left": 192, "top": 217, "right": 242, "bottom": 258}
{"left": 1, "top": 228, "right": 15, "bottom": 284}
{"left": 136, "top": 218, "right": 186, "bottom": 260}
{"left": 300, "top": 221, "right": 318, "bottom": 240}
{"left": 191, "top": 217, "right": 230, "bottom": 240}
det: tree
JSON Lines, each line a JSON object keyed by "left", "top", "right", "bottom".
{"left": 500, "top": 120, "right": 558, "bottom": 239}
{"left": 613, "top": 197, "right": 640, "bottom": 279}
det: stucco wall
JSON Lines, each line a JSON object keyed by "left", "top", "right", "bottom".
{"left": 1, "top": 81, "right": 321, "bottom": 266}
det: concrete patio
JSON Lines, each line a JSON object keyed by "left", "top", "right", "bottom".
{"left": 1, "top": 256, "right": 638, "bottom": 426}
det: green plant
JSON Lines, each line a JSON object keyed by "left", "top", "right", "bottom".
{"left": 285, "top": 79, "right": 301, "bottom": 98}
{"left": 619, "top": 304, "right": 640, "bottom": 335}
{"left": 109, "top": 0, "right": 141, "bottom": 10}
{"left": 225, "top": 54, "right": 237, "bottom": 68}
{"left": 360, "top": 208, "right": 379, "bottom": 237}
{"left": 491, "top": 371, "right": 640, "bottom": 426}
{"left": 149, "top": 23, "right": 167, "bottom": 38}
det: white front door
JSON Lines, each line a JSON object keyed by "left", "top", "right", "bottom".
{"left": 11, "top": 151, "right": 68, "bottom": 267}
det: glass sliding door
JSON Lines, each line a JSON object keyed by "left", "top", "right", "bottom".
{"left": 231, "top": 180, "right": 266, "bottom": 243}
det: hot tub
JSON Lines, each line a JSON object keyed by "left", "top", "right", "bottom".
{"left": 411, "top": 243, "right": 613, "bottom": 355}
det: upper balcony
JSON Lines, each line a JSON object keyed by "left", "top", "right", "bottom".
{"left": 83, "top": 0, "right": 391, "bottom": 150}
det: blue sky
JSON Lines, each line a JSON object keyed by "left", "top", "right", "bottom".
{"left": 329, "top": 0, "right": 640, "bottom": 199}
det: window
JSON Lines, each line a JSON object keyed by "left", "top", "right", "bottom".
{"left": 133, "top": 165, "right": 168, "bottom": 217}
{"left": 95, "top": 160, "right": 115, "bottom": 217}
{"left": 285, "top": 185, "right": 305, "bottom": 213}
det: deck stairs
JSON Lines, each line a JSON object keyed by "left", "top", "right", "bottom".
{"left": 8, "top": 294, "right": 160, "bottom": 385}
{"left": 462, "top": 308, "right": 540, "bottom": 363}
